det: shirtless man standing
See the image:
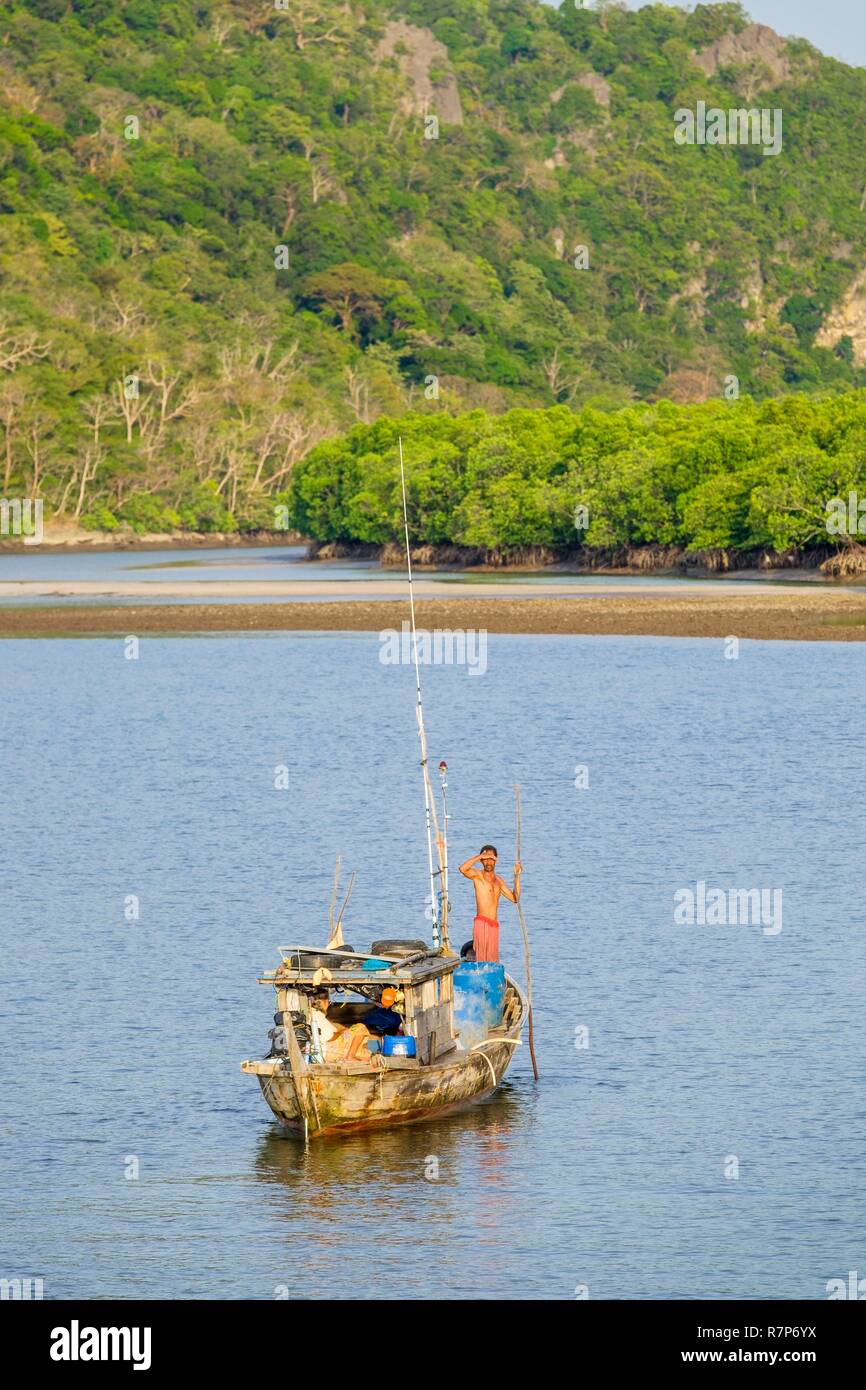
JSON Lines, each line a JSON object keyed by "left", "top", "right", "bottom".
{"left": 458, "top": 844, "right": 521, "bottom": 963}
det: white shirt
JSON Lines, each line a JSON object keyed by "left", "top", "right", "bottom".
{"left": 312, "top": 1010, "right": 337, "bottom": 1050}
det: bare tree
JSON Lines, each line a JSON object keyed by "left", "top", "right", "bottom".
{"left": 263, "top": 411, "right": 330, "bottom": 491}
{"left": 142, "top": 360, "right": 207, "bottom": 435}
{"left": 541, "top": 347, "right": 583, "bottom": 402}
{"left": 0, "top": 379, "right": 26, "bottom": 492}
{"left": 217, "top": 340, "right": 300, "bottom": 390}
{"left": 309, "top": 160, "right": 335, "bottom": 205}
{"left": 107, "top": 292, "right": 147, "bottom": 334}
{"left": 73, "top": 446, "right": 104, "bottom": 519}
{"left": 55, "top": 461, "right": 79, "bottom": 518}
{"left": 249, "top": 413, "right": 292, "bottom": 490}
{"left": 286, "top": 1, "right": 347, "bottom": 51}
{"left": 210, "top": 12, "right": 235, "bottom": 47}
{"left": 344, "top": 365, "right": 371, "bottom": 423}
{"left": 81, "top": 392, "right": 120, "bottom": 446}
{"left": 279, "top": 185, "right": 297, "bottom": 234}
{"left": 22, "top": 413, "right": 52, "bottom": 498}
{"left": 182, "top": 409, "right": 223, "bottom": 484}
{"left": 115, "top": 375, "right": 147, "bottom": 442}
{"left": 0, "top": 317, "right": 49, "bottom": 372}
{"left": 739, "top": 61, "right": 772, "bottom": 106}
{"left": 541, "top": 347, "right": 565, "bottom": 397}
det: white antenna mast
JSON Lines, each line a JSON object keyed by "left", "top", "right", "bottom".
{"left": 399, "top": 436, "right": 444, "bottom": 950}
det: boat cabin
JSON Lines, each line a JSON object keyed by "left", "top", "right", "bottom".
{"left": 260, "top": 944, "right": 461, "bottom": 1070}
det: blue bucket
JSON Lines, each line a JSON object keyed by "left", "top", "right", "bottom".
{"left": 453, "top": 962, "right": 506, "bottom": 1049}
{"left": 382, "top": 1035, "right": 416, "bottom": 1057}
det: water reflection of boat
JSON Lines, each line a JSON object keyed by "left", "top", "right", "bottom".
{"left": 253, "top": 1080, "right": 526, "bottom": 1187}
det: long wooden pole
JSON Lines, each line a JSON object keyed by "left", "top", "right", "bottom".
{"left": 399, "top": 436, "right": 448, "bottom": 951}
{"left": 438, "top": 760, "right": 450, "bottom": 946}
{"left": 335, "top": 870, "right": 355, "bottom": 936}
{"left": 284, "top": 1012, "right": 315, "bottom": 1136}
{"left": 513, "top": 783, "right": 539, "bottom": 1081}
{"left": 327, "top": 853, "right": 340, "bottom": 938}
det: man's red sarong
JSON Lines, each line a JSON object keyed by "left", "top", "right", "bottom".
{"left": 473, "top": 915, "right": 500, "bottom": 962}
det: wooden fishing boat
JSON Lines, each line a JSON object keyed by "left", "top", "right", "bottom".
{"left": 241, "top": 945, "right": 527, "bottom": 1139}
{"left": 241, "top": 439, "right": 536, "bottom": 1139}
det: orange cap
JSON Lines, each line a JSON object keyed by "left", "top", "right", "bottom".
{"left": 381, "top": 987, "right": 397, "bottom": 1007}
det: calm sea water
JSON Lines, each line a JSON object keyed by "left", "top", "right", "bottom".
{"left": 1, "top": 632, "right": 863, "bottom": 1300}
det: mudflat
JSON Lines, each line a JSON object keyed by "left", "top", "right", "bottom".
{"left": 2, "top": 590, "right": 866, "bottom": 640}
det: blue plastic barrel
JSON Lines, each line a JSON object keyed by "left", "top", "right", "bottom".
{"left": 382, "top": 1035, "right": 417, "bottom": 1057}
{"left": 453, "top": 963, "right": 506, "bottom": 1049}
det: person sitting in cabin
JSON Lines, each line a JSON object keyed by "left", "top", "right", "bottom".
{"left": 458, "top": 844, "right": 521, "bottom": 964}
{"left": 311, "top": 992, "right": 374, "bottom": 1063}
{"left": 362, "top": 987, "right": 404, "bottom": 1038}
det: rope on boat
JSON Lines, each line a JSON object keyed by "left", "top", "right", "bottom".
{"left": 470, "top": 1038, "right": 522, "bottom": 1088}
{"left": 473, "top": 1048, "right": 497, "bottom": 1087}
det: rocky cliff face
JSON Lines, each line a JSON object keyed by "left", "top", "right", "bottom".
{"left": 816, "top": 271, "right": 866, "bottom": 362}
{"left": 375, "top": 19, "right": 463, "bottom": 124}
{"left": 693, "top": 22, "right": 794, "bottom": 88}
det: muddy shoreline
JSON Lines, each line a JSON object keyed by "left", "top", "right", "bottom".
{"left": 3, "top": 592, "right": 866, "bottom": 641}
{"left": 2, "top": 530, "right": 861, "bottom": 581}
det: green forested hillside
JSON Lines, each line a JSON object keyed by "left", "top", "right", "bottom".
{"left": 3, "top": 0, "right": 866, "bottom": 537}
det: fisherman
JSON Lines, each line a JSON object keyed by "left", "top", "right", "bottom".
{"left": 458, "top": 844, "right": 521, "bottom": 963}
{"left": 362, "top": 986, "right": 404, "bottom": 1037}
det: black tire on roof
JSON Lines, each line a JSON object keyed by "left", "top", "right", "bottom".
{"left": 370, "top": 938, "right": 428, "bottom": 956}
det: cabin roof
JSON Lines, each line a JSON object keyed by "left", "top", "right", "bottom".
{"left": 258, "top": 948, "right": 459, "bottom": 990}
